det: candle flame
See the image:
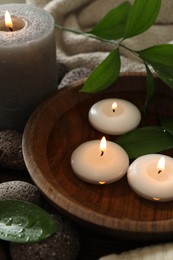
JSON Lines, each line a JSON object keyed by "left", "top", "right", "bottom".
{"left": 157, "top": 156, "right": 165, "bottom": 174}
{"left": 112, "top": 102, "right": 117, "bottom": 112}
{"left": 5, "top": 10, "right": 13, "bottom": 30}
{"left": 100, "top": 136, "right": 106, "bottom": 156}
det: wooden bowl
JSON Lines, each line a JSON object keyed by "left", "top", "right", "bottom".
{"left": 22, "top": 73, "right": 173, "bottom": 241}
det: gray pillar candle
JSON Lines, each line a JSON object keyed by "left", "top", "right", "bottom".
{"left": 0, "top": 4, "right": 57, "bottom": 130}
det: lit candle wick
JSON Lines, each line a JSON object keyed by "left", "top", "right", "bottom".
{"left": 100, "top": 150, "right": 104, "bottom": 157}
{"left": 112, "top": 102, "right": 117, "bottom": 113}
{"left": 100, "top": 136, "right": 106, "bottom": 157}
{"left": 157, "top": 156, "right": 165, "bottom": 175}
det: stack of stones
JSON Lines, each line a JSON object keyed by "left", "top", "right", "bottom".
{"left": 0, "top": 68, "right": 91, "bottom": 259}
{"left": 0, "top": 180, "right": 80, "bottom": 260}
{"left": 0, "top": 129, "right": 80, "bottom": 259}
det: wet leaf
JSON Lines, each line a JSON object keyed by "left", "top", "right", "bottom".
{"left": 0, "top": 200, "right": 58, "bottom": 243}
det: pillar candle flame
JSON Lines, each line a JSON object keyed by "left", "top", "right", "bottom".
{"left": 5, "top": 10, "right": 13, "bottom": 31}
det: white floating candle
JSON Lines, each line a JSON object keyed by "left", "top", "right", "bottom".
{"left": 89, "top": 98, "right": 141, "bottom": 135}
{"left": 0, "top": 4, "right": 57, "bottom": 130}
{"left": 128, "top": 154, "right": 173, "bottom": 202}
{"left": 71, "top": 137, "right": 129, "bottom": 185}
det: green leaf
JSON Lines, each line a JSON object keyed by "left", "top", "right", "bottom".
{"left": 89, "top": 2, "right": 131, "bottom": 40}
{"left": 138, "top": 44, "right": 173, "bottom": 88}
{"left": 161, "top": 117, "right": 173, "bottom": 136}
{"left": 81, "top": 48, "right": 120, "bottom": 93}
{"left": 124, "top": 0, "right": 161, "bottom": 39}
{"left": 116, "top": 127, "right": 173, "bottom": 159}
{"left": 144, "top": 64, "right": 155, "bottom": 111}
{"left": 0, "top": 200, "right": 58, "bottom": 243}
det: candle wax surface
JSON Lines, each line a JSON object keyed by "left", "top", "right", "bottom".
{"left": 128, "top": 154, "right": 173, "bottom": 202}
{"left": 89, "top": 98, "right": 141, "bottom": 135}
{"left": 71, "top": 140, "right": 129, "bottom": 184}
{"left": 0, "top": 4, "right": 53, "bottom": 44}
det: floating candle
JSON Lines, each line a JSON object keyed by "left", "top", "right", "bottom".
{"left": 0, "top": 4, "right": 57, "bottom": 130}
{"left": 89, "top": 98, "right": 141, "bottom": 135}
{"left": 127, "top": 154, "right": 173, "bottom": 202}
{"left": 71, "top": 137, "right": 129, "bottom": 185}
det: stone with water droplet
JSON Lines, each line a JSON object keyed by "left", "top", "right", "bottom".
{"left": 10, "top": 214, "right": 80, "bottom": 260}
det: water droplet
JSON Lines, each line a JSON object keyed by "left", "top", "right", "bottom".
{"left": 25, "top": 220, "right": 35, "bottom": 228}
{"left": 25, "top": 236, "right": 30, "bottom": 242}
{"left": 18, "top": 227, "right": 24, "bottom": 233}
{"left": 18, "top": 234, "right": 22, "bottom": 238}
{"left": 5, "top": 218, "right": 13, "bottom": 226}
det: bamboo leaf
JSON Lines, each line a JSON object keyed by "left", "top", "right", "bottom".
{"left": 144, "top": 64, "right": 155, "bottom": 111}
{"left": 0, "top": 200, "right": 58, "bottom": 243}
{"left": 124, "top": 0, "right": 161, "bottom": 39}
{"left": 138, "top": 44, "right": 173, "bottom": 88}
{"left": 139, "top": 44, "right": 173, "bottom": 67}
{"left": 81, "top": 48, "right": 120, "bottom": 93}
{"left": 89, "top": 2, "right": 131, "bottom": 40}
{"left": 116, "top": 127, "right": 173, "bottom": 159}
{"left": 161, "top": 117, "right": 173, "bottom": 136}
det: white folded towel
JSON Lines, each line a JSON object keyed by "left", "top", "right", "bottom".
{"left": 99, "top": 243, "right": 173, "bottom": 260}
{"left": 26, "top": 0, "right": 173, "bottom": 72}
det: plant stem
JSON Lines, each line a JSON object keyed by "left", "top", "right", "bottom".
{"left": 55, "top": 24, "right": 118, "bottom": 46}
{"left": 55, "top": 24, "right": 140, "bottom": 59}
{"left": 119, "top": 43, "right": 139, "bottom": 57}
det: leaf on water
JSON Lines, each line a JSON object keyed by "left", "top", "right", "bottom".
{"left": 138, "top": 44, "right": 173, "bottom": 88}
{"left": 89, "top": 2, "right": 131, "bottom": 40}
{"left": 81, "top": 48, "right": 120, "bottom": 93}
{"left": 116, "top": 126, "right": 173, "bottom": 159}
{"left": 161, "top": 117, "right": 173, "bottom": 136}
{"left": 123, "top": 0, "right": 161, "bottom": 39}
{"left": 0, "top": 200, "right": 58, "bottom": 243}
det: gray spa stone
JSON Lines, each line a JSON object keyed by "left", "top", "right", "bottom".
{"left": 10, "top": 214, "right": 80, "bottom": 260}
{"left": 56, "top": 61, "right": 68, "bottom": 83}
{"left": 0, "top": 130, "right": 26, "bottom": 170}
{"left": 0, "top": 181, "right": 41, "bottom": 205}
{"left": 58, "top": 67, "right": 92, "bottom": 89}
